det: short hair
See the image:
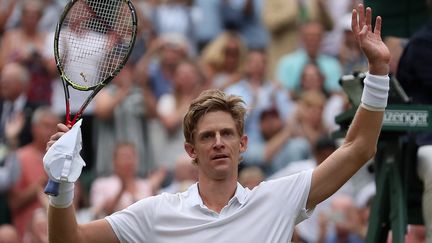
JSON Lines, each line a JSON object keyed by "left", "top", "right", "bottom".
{"left": 31, "top": 106, "right": 59, "bottom": 125}
{"left": 183, "top": 89, "right": 246, "bottom": 145}
{"left": 113, "top": 141, "right": 136, "bottom": 158}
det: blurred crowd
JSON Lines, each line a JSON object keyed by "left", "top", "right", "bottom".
{"left": 0, "top": 0, "right": 428, "bottom": 242}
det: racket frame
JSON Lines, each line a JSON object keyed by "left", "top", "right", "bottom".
{"left": 45, "top": 0, "right": 138, "bottom": 196}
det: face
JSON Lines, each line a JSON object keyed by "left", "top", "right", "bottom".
{"left": 33, "top": 115, "right": 61, "bottom": 146}
{"left": 161, "top": 44, "right": 186, "bottom": 67}
{"left": 185, "top": 111, "right": 247, "bottom": 181}
{"left": 301, "top": 64, "right": 324, "bottom": 91}
{"left": 0, "top": 68, "right": 25, "bottom": 101}
{"left": 223, "top": 39, "right": 240, "bottom": 69}
{"left": 302, "top": 23, "right": 324, "bottom": 58}
{"left": 173, "top": 63, "right": 199, "bottom": 91}
{"left": 245, "top": 51, "right": 266, "bottom": 78}
{"left": 114, "top": 145, "right": 138, "bottom": 179}
{"left": 260, "top": 113, "right": 283, "bottom": 140}
{"left": 21, "top": 6, "right": 43, "bottom": 30}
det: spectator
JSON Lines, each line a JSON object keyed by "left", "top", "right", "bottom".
{"left": 151, "top": 0, "right": 196, "bottom": 53}
{"left": 160, "top": 152, "right": 198, "bottom": 194}
{"left": 276, "top": 21, "right": 342, "bottom": 95}
{"left": 262, "top": 0, "right": 334, "bottom": 80}
{"left": 94, "top": 63, "right": 153, "bottom": 177}
{"left": 320, "top": 0, "right": 355, "bottom": 57}
{"left": 135, "top": 34, "right": 189, "bottom": 117}
{"left": 192, "top": 0, "right": 224, "bottom": 52}
{"left": 243, "top": 105, "right": 311, "bottom": 176}
{"left": 90, "top": 142, "right": 154, "bottom": 219}
{"left": 297, "top": 62, "right": 347, "bottom": 132}
{"left": 8, "top": 107, "right": 60, "bottom": 238}
{"left": 0, "top": 62, "right": 29, "bottom": 226}
{"left": 319, "top": 195, "right": 363, "bottom": 243}
{"left": 0, "top": 0, "right": 52, "bottom": 108}
{"left": 224, "top": 49, "right": 295, "bottom": 143}
{"left": 220, "top": 0, "right": 269, "bottom": 50}
{"left": 290, "top": 90, "right": 330, "bottom": 146}
{"left": 200, "top": 31, "right": 247, "bottom": 89}
{"left": 0, "top": 62, "right": 32, "bottom": 148}
{"left": 1, "top": 0, "right": 64, "bottom": 33}
{"left": 149, "top": 59, "right": 204, "bottom": 169}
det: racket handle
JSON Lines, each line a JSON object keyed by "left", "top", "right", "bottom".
{"left": 44, "top": 179, "right": 60, "bottom": 196}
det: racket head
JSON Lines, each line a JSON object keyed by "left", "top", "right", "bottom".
{"left": 54, "top": 0, "right": 138, "bottom": 91}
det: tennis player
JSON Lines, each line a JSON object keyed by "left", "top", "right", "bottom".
{"left": 45, "top": 4, "right": 390, "bottom": 243}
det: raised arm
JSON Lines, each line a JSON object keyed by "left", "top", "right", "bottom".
{"left": 46, "top": 124, "right": 118, "bottom": 243}
{"left": 306, "top": 4, "right": 391, "bottom": 209}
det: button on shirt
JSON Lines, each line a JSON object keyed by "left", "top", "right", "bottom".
{"left": 106, "top": 169, "right": 313, "bottom": 243}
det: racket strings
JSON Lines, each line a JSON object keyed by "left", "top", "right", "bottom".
{"left": 58, "top": 0, "right": 134, "bottom": 89}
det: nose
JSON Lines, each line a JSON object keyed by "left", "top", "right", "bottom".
{"left": 213, "top": 133, "right": 224, "bottom": 149}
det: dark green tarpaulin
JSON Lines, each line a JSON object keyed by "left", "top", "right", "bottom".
{"left": 364, "top": 0, "right": 431, "bottom": 38}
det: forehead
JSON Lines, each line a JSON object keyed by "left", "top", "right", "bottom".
{"left": 195, "top": 111, "right": 237, "bottom": 133}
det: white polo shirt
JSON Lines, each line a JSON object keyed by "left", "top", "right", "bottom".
{"left": 106, "top": 169, "right": 313, "bottom": 243}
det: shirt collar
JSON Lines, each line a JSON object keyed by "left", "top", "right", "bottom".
{"left": 185, "top": 182, "right": 248, "bottom": 208}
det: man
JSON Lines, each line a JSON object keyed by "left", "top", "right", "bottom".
{"left": 242, "top": 105, "right": 311, "bottom": 176}
{"left": 8, "top": 107, "right": 60, "bottom": 238}
{"left": 276, "top": 21, "right": 342, "bottom": 95}
{"left": 0, "top": 62, "right": 32, "bottom": 148}
{"left": 44, "top": 4, "right": 390, "bottom": 242}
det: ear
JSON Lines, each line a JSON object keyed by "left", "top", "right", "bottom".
{"left": 184, "top": 142, "right": 196, "bottom": 159}
{"left": 239, "top": 135, "right": 248, "bottom": 153}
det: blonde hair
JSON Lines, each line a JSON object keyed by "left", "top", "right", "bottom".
{"left": 201, "top": 31, "right": 247, "bottom": 73}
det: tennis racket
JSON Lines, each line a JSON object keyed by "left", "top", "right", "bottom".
{"left": 44, "top": 0, "right": 138, "bottom": 196}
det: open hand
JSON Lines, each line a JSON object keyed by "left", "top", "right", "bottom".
{"left": 351, "top": 4, "right": 390, "bottom": 75}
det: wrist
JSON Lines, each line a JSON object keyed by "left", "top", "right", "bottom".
{"left": 368, "top": 62, "right": 389, "bottom": 75}
{"left": 49, "top": 182, "right": 74, "bottom": 208}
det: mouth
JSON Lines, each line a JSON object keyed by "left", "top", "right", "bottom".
{"left": 211, "top": 154, "right": 229, "bottom": 160}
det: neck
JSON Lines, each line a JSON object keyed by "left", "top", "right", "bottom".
{"left": 197, "top": 177, "right": 238, "bottom": 213}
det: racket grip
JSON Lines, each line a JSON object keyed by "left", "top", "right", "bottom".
{"left": 44, "top": 179, "right": 60, "bottom": 196}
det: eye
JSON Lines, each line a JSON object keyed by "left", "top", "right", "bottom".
{"left": 200, "top": 132, "right": 214, "bottom": 141}
{"left": 221, "top": 129, "right": 234, "bottom": 137}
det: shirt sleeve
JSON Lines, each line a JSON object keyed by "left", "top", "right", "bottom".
{"left": 106, "top": 196, "right": 158, "bottom": 242}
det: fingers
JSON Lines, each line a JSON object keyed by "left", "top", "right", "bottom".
{"left": 351, "top": 9, "right": 359, "bottom": 34}
{"left": 366, "top": 7, "right": 372, "bottom": 31}
{"left": 46, "top": 123, "right": 69, "bottom": 151}
{"left": 57, "top": 123, "right": 69, "bottom": 132}
{"left": 374, "top": 16, "right": 382, "bottom": 36}
{"left": 357, "top": 4, "right": 365, "bottom": 29}
{"left": 353, "top": 4, "right": 379, "bottom": 36}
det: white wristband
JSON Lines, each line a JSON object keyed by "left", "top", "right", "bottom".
{"left": 360, "top": 72, "right": 390, "bottom": 111}
{"left": 49, "top": 182, "right": 74, "bottom": 208}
